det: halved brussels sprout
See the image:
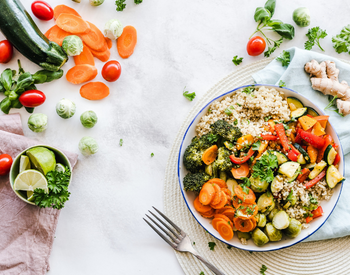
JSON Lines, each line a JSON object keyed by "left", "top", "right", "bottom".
{"left": 252, "top": 228, "right": 269, "bottom": 247}
{"left": 226, "top": 178, "right": 238, "bottom": 196}
{"left": 264, "top": 222, "right": 282, "bottom": 242}
{"left": 104, "top": 19, "right": 123, "bottom": 40}
{"left": 283, "top": 218, "right": 302, "bottom": 238}
{"left": 272, "top": 210, "right": 290, "bottom": 230}
{"left": 237, "top": 231, "right": 251, "bottom": 240}
{"left": 257, "top": 192, "right": 275, "bottom": 213}
{"left": 267, "top": 208, "right": 279, "bottom": 221}
{"left": 250, "top": 176, "right": 269, "bottom": 193}
{"left": 257, "top": 213, "right": 267, "bottom": 227}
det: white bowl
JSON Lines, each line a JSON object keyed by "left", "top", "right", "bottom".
{"left": 177, "top": 84, "right": 344, "bottom": 252}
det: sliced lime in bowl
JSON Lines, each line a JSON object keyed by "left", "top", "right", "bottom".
{"left": 19, "top": 155, "right": 31, "bottom": 173}
{"left": 14, "top": 170, "right": 48, "bottom": 193}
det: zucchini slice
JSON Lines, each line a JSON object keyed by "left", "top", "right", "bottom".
{"left": 304, "top": 162, "right": 316, "bottom": 170}
{"left": 309, "top": 160, "right": 327, "bottom": 179}
{"left": 297, "top": 154, "right": 306, "bottom": 165}
{"left": 307, "top": 106, "right": 319, "bottom": 117}
{"left": 287, "top": 97, "right": 304, "bottom": 110}
{"left": 270, "top": 150, "right": 288, "bottom": 165}
{"left": 278, "top": 161, "right": 300, "bottom": 178}
{"left": 293, "top": 143, "right": 311, "bottom": 163}
{"left": 286, "top": 166, "right": 301, "bottom": 182}
{"left": 324, "top": 144, "right": 337, "bottom": 165}
{"left": 291, "top": 107, "right": 308, "bottom": 120}
{"left": 326, "top": 165, "right": 344, "bottom": 188}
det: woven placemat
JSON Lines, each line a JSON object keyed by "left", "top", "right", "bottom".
{"left": 164, "top": 57, "right": 350, "bottom": 275}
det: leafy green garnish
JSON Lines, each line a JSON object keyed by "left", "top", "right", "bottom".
{"left": 264, "top": 37, "right": 284, "bottom": 58}
{"left": 264, "top": 116, "right": 272, "bottom": 122}
{"left": 325, "top": 95, "right": 344, "bottom": 117}
{"left": 305, "top": 27, "right": 327, "bottom": 51}
{"left": 207, "top": 133, "right": 219, "bottom": 143}
{"left": 225, "top": 108, "right": 233, "bottom": 116}
{"left": 208, "top": 242, "right": 216, "bottom": 251}
{"left": 260, "top": 264, "right": 268, "bottom": 275}
{"left": 134, "top": 0, "right": 142, "bottom": 4}
{"left": 232, "top": 55, "right": 243, "bottom": 66}
{"left": 33, "top": 168, "right": 71, "bottom": 210}
{"left": 119, "top": 139, "right": 123, "bottom": 146}
{"left": 252, "top": 153, "right": 278, "bottom": 183}
{"left": 199, "top": 272, "right": 205, "bottom": 275}
{"left": 151, "top": 153, "right": 154, "bottom": 157}
{"left": 276, "top": 50, "right": 290, "bottom": 67}
{"left": 278, "top": 80, "right": 286, "bottom": 87}
{"left": 287, "top": 189, "right": 294, "bottom": 202}
{"left": 115, "top": 0, "right": 126, "bottom": 11}
{"left": 252, "top": 141, "right": 261, "bottom": 151}
{"left": 227, "top": 245, "right": 232, "bottom": 249}
{"left": 332, "top": 25, "right": 350, "bottom": 54}
{"left": 183, "top": 87, "right": 196, "bottom": 101}
{"left": 234, "top": 119, "right": 238, "bottom": 125}
{"left": 242, "top": 86, "right": 255, "bottom": 95}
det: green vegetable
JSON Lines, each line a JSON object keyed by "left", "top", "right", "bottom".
{"left": 260, "top": 264, "right": 268, "bottom": 275}
{"left": 62, "top": 35, "right": 83, "bottom": 56}
{"left": 293, "top": 7, "right": 310, "bottom": 27}
{"left": 305, "top": 27, "right": 327, "bottom": 51}
{"left": 267, "top": 208, "right": 279, "bottom": 221}
{"left": 90, "top": 0, "right": 104, "bottom": 6}
{"left": 0, "top": 0, "right": 67, "bottom": 71}
{"left": 72, "top": 0, "right": 81, "bottom": 2}
{"left": 151, "top": 153, "right": 154, "bottom": 157}
{"left": 80, "top": 110, "right": 98, "bottom": 128}
{"left": 232, "top": 55, "right": 243, "bottom": 66}
{"left": 115, "top": 0, "right": 126, "bottom": 11}
{"left": 278, "top": 80, "right": 286, "bottom": 88}
{"left": 276, "top": 50, "right": 290, "bottom": 67}
{"left": 272, "top": 210, "right": 290, "bottom": 230}
{"left": 210, "top": 120, "right": 242, "bottom": 142}
{"left": 283, "top": 218, "right": 302, "bottom": 238}
{"left": 212, "top": 147, "right": 233, "bottom": 173}
{"left": 183, "top": 172, "right": 210, "bottom": 193}
{"left": 250, "top": 0, "right": 294, "bottom": 57}
{"left": 257, "top": 192, "right": 275, "bottom": 213}
{"left": 208, "top": 242, "right": 216, "bottom": 251}
{"left": 33, "top": 167, "right": 71, "bottom": 209}
{"left": 119, "top": 139, "right": 123, "bottom": 146}
{"left": 56, "top": 98, "right": 76, "bottom": 119}
{"left": 33, "top": 70, "right": 64, "bottom": 84}
{"left": 257, "top": 213, "right": 267, "bottom": 227}
{"left": 252, "top": 228, "right": 269, "bottom": 247}
{"left": 332, "top": 25, "right": 350, "bottom": 54}
{"left": 237, "top": 231, "right": 251, "bottom": 240}
{"left": 183, "top": 87, "right": 196, "bottom": 101}
{"left": 252, "top": 152, "right": 278, "bottom": 183}
{"left": 28, "top": 113, "right": 47, "bottom": 132}
{"left": 264, "top": 222, "right": 282, "bottom": 241}
{"left": 250, "top": 176, "right": 269, "bottom": 193}
{"left": 104, "top": 19, "right": 123, "bottom": 40}
{"left": 79, "top": 136, "right": 99, "bottom": 156}
{"left": 135, "top": 0, "right": 142, "bottom": 4}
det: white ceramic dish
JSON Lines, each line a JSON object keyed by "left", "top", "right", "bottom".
{"left": 177, "top": 84, "right": 344, "bottom": 252}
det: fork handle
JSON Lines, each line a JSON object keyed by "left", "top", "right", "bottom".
{"left": 191, "top": 253, "right": 226, "bottom": 275}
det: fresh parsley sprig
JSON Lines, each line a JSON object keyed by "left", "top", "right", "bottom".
{"left": 208, "top": 242, "right": 216, "bottom": 251}
{"left": 260, "top": 264, "right": 268, "bottom": 275}
{"left": 305, "top": 27, "right": 327, "bottom": 51}
{"left": 276, "top": 50, "right": 290, "bottom": 67}
{"left": 252, "top": 153, "right": 278, "bottom": 183}
{"left": 183, "top": 87, "right": 196, "bottom": 101}
{"left": 332, "top": 25, "right": 350, "bottom": 54}
{"left": 278, "top": 80, "right": 286, "bottom": 87}
{"left": 232, "top": 55, "right": 243, "bottom": 66}
{"left": 115, "top": 0, "right": 126, "bottom": 11}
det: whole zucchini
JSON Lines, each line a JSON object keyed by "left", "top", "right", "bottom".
{"left": 0, "top": 0, "right": 67, "bottom": 71}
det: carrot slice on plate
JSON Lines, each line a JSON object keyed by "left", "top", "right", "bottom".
{"left": 235, "top": 203, "right": 258, "bottom": 220}
{"left": 89, "top": 47, "right": 111, "bottom": 62}
{"left": 44, "top": 25, "right": 56, "bottom": 39}
{"left": 202, "top": 145, "right": 218, "bottom": 165}
{"left": 198, "top": 182, "right": 215, "bottom": 205}
{"left": 74, "top": 43, "right": 95, "bottom": 66}
{"left": 56, "top": 13, "right": 90, "bottom": 34}
{"left": 48, "top": 25, "right": 71, "bottom": 46}
{"left": 222, "top": 208, "right": 236, "bottom": 221}
{"left": 234, "top": 185, "right": 256, "bottom": 204}
{"left": 117, "top": 25, "right": 137, "bottom": 59}
{"left": 207, "top": 178, "right": 227, "bottom": 188}
{"left": 210, "top": 191, "right": 228, "bottom": 209}
{"left": 233, "top": 217, "right": 256, "bottom": 232}
{"left": 80, "top": 82, "right": 110, "bottom": 100}
{"left": 80, "top": 21, "right": 108, "bottom": 52}
{"left": 193, "top": 196, "right": 212, "bottom": 214}
{"left": 210, "top": 184, "right": 221, "bottom": 205}
{"left": 216, "top": 220, "right": 234, "bottom": 240}
{"left": 66, "top": 64, "right": 97, "bottom": 84}
{"left": 54, "top": 4, "right": 81, "bottom": 20}
{"left": 231, "top": 162, "right": 250, "bottom": 179}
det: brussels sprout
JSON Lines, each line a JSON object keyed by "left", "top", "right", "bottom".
{"left": 252, "top": 228, "right": 269, "bottom": 247}
{"left": 104, "top": 19, "right": 123, "bottom": 40}
{"left": 270, "top": 176, "right": 283, "bottom": 193}
{"left": 267, "top": 208, "right": 279, "bottom": 221}
{"left": 272, "top": 210, "right": 290, "bottom": 230}
{"left": 250, "top": 176, "right": 269, "bottom": 193}
{"left": 264, "top": 222, "right": 282, "bottom": 242}
{"left": 79, "top": 136, "right": 99, "bottom": 156}
{"left": 80, "top": 110, "right": 98, "bottom": 128}
{"left": 219, "top": 171, "right": 227, "bottom": 182}
{"left": 90, "top": 0, "right": 104, "bottom": 6}
{"left": 293, "top": 7, "right": 310, "bottom": 27}
{"left": 226, "top": 178, "right": 238, "bottom": 196}
{"left": 283, "top": 218, "right": 302, "bottom": 238}
{"left": 237, "top": 231, "right": 251, "bottom": 240}
{"left": 62, "top": 35, "right": 83, "bottom": 56}
{"left": 28, "top": 113, "right": 47, "bottom": 132}
{"left": 56, "top": 98, "right": 76, "bottom": 119}
{"left": 205, "top": 164, "right": 213, "bottom": 176}
{"left": 257, "top": 213, "right": 267, "bottom": 228}
{"left": 257, "top": 192, "right": 275, "bottom": 213}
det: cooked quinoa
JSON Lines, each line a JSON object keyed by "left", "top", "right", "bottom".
{"left": 196, "top": 86, "right": 290, "bottom": 137}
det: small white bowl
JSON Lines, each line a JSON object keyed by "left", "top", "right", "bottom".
{"left": 177, "top": 84, "right": 344, "bottom": 252}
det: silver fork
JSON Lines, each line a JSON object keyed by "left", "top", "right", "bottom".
{"left": 143, "top": 207, "right": 226, "bottom": 275}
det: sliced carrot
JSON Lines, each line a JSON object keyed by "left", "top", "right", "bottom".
{"left": 200, "top": 209, "right": 215, "bottom": 219}
{"left": 215, "top": 206, "right": 233, "bottom": 215}
{"left": 80, "top": 81, "right": 110, "bottom": 100}
{"left": 54, "top": 5, "right": 81, "bottom": 20}
{"left": 234, "top": 185, "right": 256, "bottom": 204}
{"left": 221, "top": 188, "right": 231, "bottom": 197}
{"left": 80, "top": 22, "right": 107, "bottom": 51}
{"left": 231, "top": 162, "right": 250, "bottom": 179}
{"left": 213, "top": 214, "right": 233, "bottom": 229}
{"left": 207, "top": 178, "right": 227, "bottom": 188}
{"left": 202, "top": 145, "right": 218, "bottom": 165}
{"left": 235, "top": 203, "right": 258, "bottom": 220}
{"left": 216, "top": 220, "right": 234, "bottom": 240}
{"left": 89, "top": 47, "right": 111, "bottom": 62}
{"left": 105, "top": 37, "right": 113, "bottom": 49}
{"left": 198, "top": 182, "right": 215, "bottom": 205}
{"left": 211, "top": 184, "right": 222, "bottom": 205}
{"left": 74, "top": 43, "right": 95, "bottom": 66}
{"left": 48, "top": 25, "right": 71, "bottom": 46}
{"left": 236, "top": 134, "right": 254, "bottom": 150}
{"left": 66, "top": 64, "right": 97, "bottom": 84}
{"left": 297, "top": 168, "right": 310, "bottom": 183}
{"left": 44, "top": 26, "right": 56, "bottom": 39}
{"left": 233, "top": 217, "right": 256, "bottom": 232}
{"left": 232, "top": 195, "right": 240, "bottom": 208}
{"left": 210, "top": 191, "right": 228, "bottom": 209}
{"left": 307, "top": 145, "right": 318, "bottom": 163}
{"left": 212, "top": 218, "right": 225, "bottom": 231}
{"left": 56, "top": 14, "right": 90, "bottom": 34}
{"left": 117, "top": 25, "right": 137, "bottom": 59}
{"left": 194, "top": 196, "right": 212, "bottom": 213}
{"left": 222, "top": 208, "right": 236, "bottom": 221}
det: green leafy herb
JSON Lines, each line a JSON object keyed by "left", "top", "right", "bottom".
{"left": 260, "top": 264, "right": 268, "bottom": 275}
{"left": 332, "top": 25, "right": 350, "bottom": 54}
{"left": 236, "top": 103, "right": 242, "bottom": 107}
{"left": 287, "top": 189, "right": 294, "bottom": 202}
{"left": 278, "top": 80, "right": 286, "bottom": 87}
{"left": 183, "top": 87, "right": 196, "bottom": 101}
{"left": 276, "top": 50, "right": 290, "bottom": 67}
{"left": 325, "top": 95, "right": 344, "bottom": 117}
{"left": 305, "top": 27, "right": 327, "bottom": 51}
{"left": 309, "top": 194, "right": 318, "bottom": 205}
{"left": 207, "top": 133, "right": 219, "bottom": 143}
{"left": 225, "top": 108, "right": 233, "bottom": 116}
{"left": 232, "top": 55, "right": 243, "bottom": 66}
{"left": 242, "top": 86, "right": 255, "bottom": 94}
{"left": 252, "top": 153, "right": 278, "bottom": 183}
{"left": 115, "top": 0, "right": 126, "bottom": 11}
{"left": 151, "top": 153, "right": 154, "bottom": 157}
{"left": 264, "top": 116, "right": 272, "bottom": 122}
{"left": 134, "top": 0, "right": 142, "bottom": 4}
{"left": 252, "top": 141, "right": 261, "bottom": 151}
{"left": 234, "top": 119, "right": 238, "bottom": 125}
{"left": 119, "top": 139, "right": 123, "bottom": 146}
{"left": 193, "top": 242, "right": 195, "bottom": 245}
{"left": 264, "top": 37, "right": 284, "bottom": 57}
{"left": 200, "top": 272, "right": 205, "bottom": 275}
{"left": 33, "top": 168, "right": 71, "bottom": 210}
{"left": 208, "top": 242, "right": 216, "bottom": 251}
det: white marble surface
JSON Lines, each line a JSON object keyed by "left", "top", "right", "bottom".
{"left": 1, "top": 0, "right": 350, "bottom": 274}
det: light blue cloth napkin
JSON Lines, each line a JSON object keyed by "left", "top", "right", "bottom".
{"left": 252, "top": 47, "right": 350, "bottom": 242}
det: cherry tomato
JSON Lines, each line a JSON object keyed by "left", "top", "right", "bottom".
{"left": 247, "top": 36, "right": 266, "bottom": 56}
{"left": 0, "top": 40, "right": 13, "bottom": 64}
{"left": 102, "top": 60, "right": 122, "bottom": 82}
{"left": 31, "top": 1, "right": 54, "bottom": 21}
{"left": 0, "top": 154, "right": 13, "bottom": 176}
{"left": 19, "top": 90, "right": 46, "bottom": 108}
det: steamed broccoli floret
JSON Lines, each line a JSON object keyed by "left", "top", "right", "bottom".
{"left": 213, "top": 147, "right": 232, "bottom": 172}
{"left": 210, "top": 120, "right": 242, "bottom": 142}
{"left": 183, "top": 172, "right": 210, "bottom": 193}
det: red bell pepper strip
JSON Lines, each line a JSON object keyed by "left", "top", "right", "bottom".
{"left": 287, "top": 150, "right": 298, "bottom": 162}
{"left": 294, "top": 129, "right": 303, "bottom": 144}
{"left": 261, "top": 134, "right": 277, "bottom": 141}
{"left": 297, "top": 168, "right": 310, "bottom": 183}
{"left": 317, "top": 135, "right": 333, "bottom": 163}
{"left": 304, "top": 169, "right": 326, "bottom": 189}
{"left": 275, "top": 123, "right": 291, "bottom": 151}
{"left": 290, "top": 144, "right": 301, "bottom": 156}
{"left": 333, "top": 153, "right": 341, "bottom": 166}
{"left": 332, "top": 143, "right": 339, "bottom": 150}
{"left": 306, "top": 216, "right": 313, "bottom": 223}
{"left": 300, "top": 130, "right": 325, "bottom": 149}
{"left": 311, "top": 206, "right": 324, "bottom": 219}
{"left": 229, "top": 148, "right": 255, "bottom": 164}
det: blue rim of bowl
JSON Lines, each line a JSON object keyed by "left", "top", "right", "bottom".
{"left": 177, "top": 84, "right": 345, "bottom": 252}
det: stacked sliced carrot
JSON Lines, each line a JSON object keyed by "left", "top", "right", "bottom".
{"left": 194, "top": 178, "right": 258, "bottom": 241}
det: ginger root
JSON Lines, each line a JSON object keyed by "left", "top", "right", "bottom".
{"left": 305, "top": 59, "right": 350, "bottom": 116}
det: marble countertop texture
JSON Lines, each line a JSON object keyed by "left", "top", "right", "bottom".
{"left": 1, "top": 0, "right": 350, "bottom": 274}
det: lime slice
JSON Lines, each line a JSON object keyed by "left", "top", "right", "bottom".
{"left": 19, "top": 155, "right": 31, "bottom": 173}
{"left": 27, "top": 191, "right": 35, "bottom": 202}
{"left": 14, "top": 170, "right": 48, "bottom": 193}
{"left": 55, "top": 163, "right": 66, "bottom": 173}
{"left": 26, "top": 147, "right": 56, "bottom": 175}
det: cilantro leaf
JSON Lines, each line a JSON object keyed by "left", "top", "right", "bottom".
{"left": 119, "top": 139, "right": 123, "bottom": 146}
{"left": 305, "top": 27, "right": 327, "bottom": 51}
{"left": 115, "top": 0, "right": 126, "bottom": 11}
{"left": 264, "top": 37, "right": 283, "bottom": 57}
{"left": 252, "top": 153, "right": 278, "bottom": 183}
{"left": 208, "top": 242, "right": 216, "bottom": 251}
{"left": 276, "top": 50, "right": 290, "bottom": 67}
{"left": 260, "top": 264, "right": 268, "bottom": 275}
{"left": 242, "top": 86, "right": 255, "bottom": 94}
{"left": 252, "top": 141, "right": 261, "bottom": 151}
{"left": 224, "top": 108, "right": 233, "bottom": 116}
{"left": 232, "top": 55, "right": 243, "bottom": 66}
{"left": 200, "top": 272, "right": 205, "bottom": 275}
{"left": 134, "top": 0, "right": 142, "bottom": 4}
{"left": 332, "top": 25, "right": 350, "bottom": 54}
{"left": 183, "top": 87, "right": 196, "bottom": 101}
{"left": 278, "top": 80, "right": 286, "bottom": 87}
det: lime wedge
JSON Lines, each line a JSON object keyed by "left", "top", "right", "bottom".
{"left": 19, "top": 155, "right": 31, "bottom": 173}
{"left": 55, "top": 163, "right": 66, "bottom": 173}
{"left": 27, "top": 190, "right": 35, "bottom": 202}
{"left": 14, "top": 170, "right": 48, "bottom": 193}
{"left": 26, "top": 147, "right": 56, "bottom": 175}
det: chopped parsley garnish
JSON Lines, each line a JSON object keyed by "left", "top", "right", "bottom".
{"left": 232, "top": 55, "right": 243, "bottom": 66}
{"left": 260, "top": 264, "right": 267, "bottom": 275}
{"left": 200, "top": 272, "right": 205, "bottom": 275}
{"left": 279, "top": 80, "right": 286, "bottom": 87}
{"left": 207, "top": 133, "right": 219, "bottom": 143}
{"left": 227, "top": 245, "right": 232, "bottom": 249}
{"left": 208, "top": 242, "right": 216, "bottom": 251}
{"left": 134, "top": 0, "right": 142, "bottom": 4}
{"left": 183, "top": 87, "right": 196, "bottom": 101}
{"left": 252, "top": 141, "right": 261, "bottom": 151}
{"left": 225, "top": 108, "right": 233, "bottom": 116}
{"left": 193, "top": 242, "right": 195, "bottom": 245}
{"left": 115, "top": 0, "right": 126, "bottom": 11}
{"left": 252, "top": 153, "right": 278, "bottom": 183}
{"left": 264, "top": 116, "right": 272, "bottom": 122}
{"left": 236, "top": 103, "right": 242, "bottom": 107}
{"left": 309, "top": 194, "right": 318, "bottom": 205}
{"left": 151, "top": 153, "right": 154, "bottom": 157}
{"left": 119, "top": 139, "right": 123, "bottom": 146}
{"left": 305, "top": 26, "right": 327, "bottom": 51}
{"left": 242, "top": 86, "right": 255, "bottom": 95}
{"left": 276, "top": 50, "right": 290, "bottom": 67}
{"left": 234, "top": 119, "right": 238, "bottom": 125}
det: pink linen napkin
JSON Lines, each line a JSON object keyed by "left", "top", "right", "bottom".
{"left": 0, "top": 114, "right": 78, "bottom": 275}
